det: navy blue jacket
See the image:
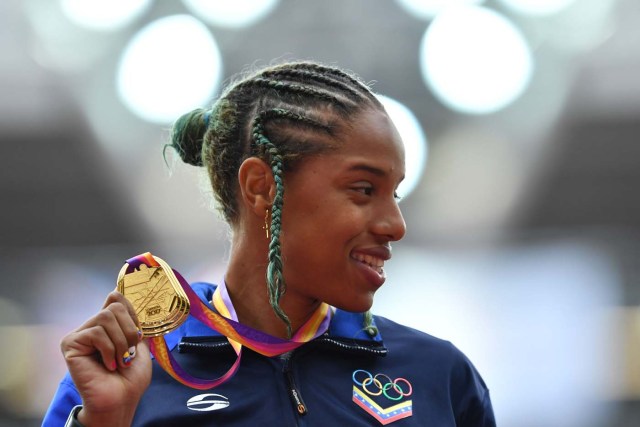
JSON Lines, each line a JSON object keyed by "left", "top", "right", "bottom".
{"left": 44, "top": 283, "right": 495, "bottom": 426}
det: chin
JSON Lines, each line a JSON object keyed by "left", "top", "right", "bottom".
{"left": 333, "top": 294, "right": 375, "bottom": 313}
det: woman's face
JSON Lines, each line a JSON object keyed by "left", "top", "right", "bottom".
{"left": 279, "top": 107, "right": 406, "bottom": 312}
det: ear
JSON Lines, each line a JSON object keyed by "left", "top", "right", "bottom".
{"left": 237, "top": 157, "right": 276, "bottom": 216}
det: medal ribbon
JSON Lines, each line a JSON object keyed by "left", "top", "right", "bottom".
{"left": 126, "top": 253, "right": 332, "bottom": 389}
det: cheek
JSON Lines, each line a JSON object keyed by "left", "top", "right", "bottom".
{"left": 280, "top": 190, "right": 364, "bottom": 254}
{"left": 279, "top": 219, "right": 345, "bottom": 265}
{"left": 281, "top": 196, "right": 331, "bottom": 235}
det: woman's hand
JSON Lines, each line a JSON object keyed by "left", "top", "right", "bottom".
{"left": 60, "top": 291, "right": 152, "bottom": 426}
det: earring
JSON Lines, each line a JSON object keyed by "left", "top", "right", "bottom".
{"left": 262, "top": 208, "right": 270, "bottom": 239}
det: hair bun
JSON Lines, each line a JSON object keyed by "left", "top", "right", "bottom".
{"left": 170, "top": 108, "right": 209, "bottom": 166}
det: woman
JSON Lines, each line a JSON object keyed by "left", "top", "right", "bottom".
{"left": 44, "top": 61, "right": 495, "bottom": 426}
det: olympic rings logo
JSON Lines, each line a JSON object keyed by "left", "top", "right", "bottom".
{"left": 352, "top": 370, "right": 413, "bottom": 401}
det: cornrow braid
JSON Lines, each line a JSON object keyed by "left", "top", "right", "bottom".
{"left": 204, "top": 98, "right": 245, "bottom": 221}
{"left": 260, "top": 69, "right": 366, "bottom": 102}
{"left": 236, "top": 78, "right": 352, "bottom": 109}
{"left": 288, "top": 62, "right": 381, "bottom": 105}
{"left": 252, "top": 108, "right": 332, "bottom": 338}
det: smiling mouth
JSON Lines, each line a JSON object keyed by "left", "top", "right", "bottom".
{"left": 351, "top": 253, "right": 385, "bottom": 274}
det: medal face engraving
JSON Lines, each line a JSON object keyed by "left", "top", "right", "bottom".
{"left": 117, "top": 256, "right": 190, "bottom": 337}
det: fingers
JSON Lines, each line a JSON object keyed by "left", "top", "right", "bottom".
{"left": 103, "top": 290, "right": 141, "bottom": 329}
{"left": 63, "top": 291, "right": 144, "bottom": 371}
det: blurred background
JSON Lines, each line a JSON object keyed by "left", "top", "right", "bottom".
{"left": 1, "top": 0, "right": 639, "bottom": 425}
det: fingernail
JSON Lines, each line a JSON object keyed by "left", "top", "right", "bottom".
{"left": 137, "top": 329, "right": 143, "bottom": 341}
{"left": 128, "top": 346, "right": 136, "bottom": 358}
{"left": 110, "top": 360, "right": 117, "bottom": 371}
{"left": 123, "top": 350, "right": 133, "bottom": 366}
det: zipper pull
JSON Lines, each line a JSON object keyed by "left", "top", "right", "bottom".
{"left": 285, "top": 370, "right": 308, "bottom": 415}
{"left": 281, "top": 353, "right": 308, "bottom": 416}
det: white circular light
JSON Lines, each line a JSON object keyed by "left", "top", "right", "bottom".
{"left": 377, "top": 95, "right": 428, "bottom": 200}
{"left": 182, "top": 0, "right": 279, "bottom": 28}
{"left": 60, "top": 0, "right": 152, "bottom": 31}
{"left": 498, "top": 0, "right": 577, "bottom": 16}
{"left": 117, "top": 15, "right": 223, "bottom": 123}
{"left": 420, "top": 6, "right": 533, "bottom": 114}
{"left": 395, "top": 0, "right": 485, "bottom": 20}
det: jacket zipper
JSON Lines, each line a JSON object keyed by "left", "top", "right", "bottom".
{"left": 313, "top": 335, "right": 388, "bottom": 356}
{"left": 178, "top": 340, "right": 230, "bottom": 353}
{"left": 179, "top": 335, "right": 387, "bottom": 356}
{"left": 281, "top": 352, "right": 308, "bottom": 417}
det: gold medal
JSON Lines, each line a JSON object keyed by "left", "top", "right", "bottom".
{"left": 117, "top": 255, "right": 190, "bottom": 337}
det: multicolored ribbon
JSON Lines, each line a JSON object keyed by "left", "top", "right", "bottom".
{"left": 125, "top": 253, "right": 333, "bottom": 389}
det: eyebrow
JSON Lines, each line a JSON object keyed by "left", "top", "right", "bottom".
{"left": 345, "top": 162, "right": 406, "bottom": 184}
{"left": 347, "top": 163, "right": 387, "bottom": 177}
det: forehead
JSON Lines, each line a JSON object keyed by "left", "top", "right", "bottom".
{"left": 283, "top": 108, "right": 405, "bottom": 188}
{"left": 331, "top": 108, "right": 405, "bottom": 173}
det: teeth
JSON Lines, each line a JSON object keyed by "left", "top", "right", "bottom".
{"left": 352, "top": 253, "right": 384, "bottom": 272}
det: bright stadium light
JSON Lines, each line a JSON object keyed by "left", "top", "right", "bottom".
{"left": 498, "top": 0, "right": 577, "bottom": 16}
{"left": 116, "top": 15, "right": 223, "bottom": 123}
{"left": 182, "top": 0, "right": 280, "bottom": 28}
{"left": 420, "top": 6, "right": 533, "bottom": 114}
{"left": 395, "top": 0, "right": 485, "bottom": 20}
{"left": 377, "top": 95, "right": 428, "bottom": 200}
{"left": 60, "top": 0, "right": 152, "bottom": 31}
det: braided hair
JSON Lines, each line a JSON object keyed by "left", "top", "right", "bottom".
{"left": 170, "top": 61, "right": 383, "bottom": 337}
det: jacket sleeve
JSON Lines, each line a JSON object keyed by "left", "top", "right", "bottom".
{"left": 459, "top": 387, "right": 496, "bottom": 427}
{"left": 42, "top": 373, "right": 82, "bottom": 427}
{"left": 448, "top": 344, "right": 497, "bottom": 427}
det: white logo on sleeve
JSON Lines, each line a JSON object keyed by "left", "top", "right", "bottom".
{"left": 186, "top": 393, "right": 230, "bottom": 412}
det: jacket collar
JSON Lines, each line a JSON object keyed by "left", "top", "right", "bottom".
{"left": 164, "top": 282, "right": 386, "bottom": 355}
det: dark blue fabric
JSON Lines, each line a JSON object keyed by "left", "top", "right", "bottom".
{"left": 43, "top": 283, "right": 495, "bottom": 426}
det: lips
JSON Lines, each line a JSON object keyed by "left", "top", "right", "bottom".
{"left": 351, "top": 253, "right": 384, "bottom": 273}
{"left": 350, "top": 245, "right": 391, "bottom": 286}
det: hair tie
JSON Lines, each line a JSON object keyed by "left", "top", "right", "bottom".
{"left": 203, "top": 109, "right": 212, "bottom": 128}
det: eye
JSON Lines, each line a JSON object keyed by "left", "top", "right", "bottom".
{"left": 355, "top": 186, "right": 373, "bottom": 196}
{"left": 394, "top": 191, "right": 402, "bottom": 201}
{"left": 351, "top": 183, "right": 374, "bottom": 196}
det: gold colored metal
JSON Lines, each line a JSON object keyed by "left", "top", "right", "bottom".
{"left": 263, "top": 208, "right": 270, "bottom": 239}
{"left": 117, "top": 256, "right": 190, "bottom": 337}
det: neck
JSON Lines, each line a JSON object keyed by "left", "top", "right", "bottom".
{"left": 224, "top": 232, "right": 320, "bottom": 339}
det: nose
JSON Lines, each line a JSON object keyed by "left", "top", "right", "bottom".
{"left": 372, "top": 199, "right": 406, "bottom": 242}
